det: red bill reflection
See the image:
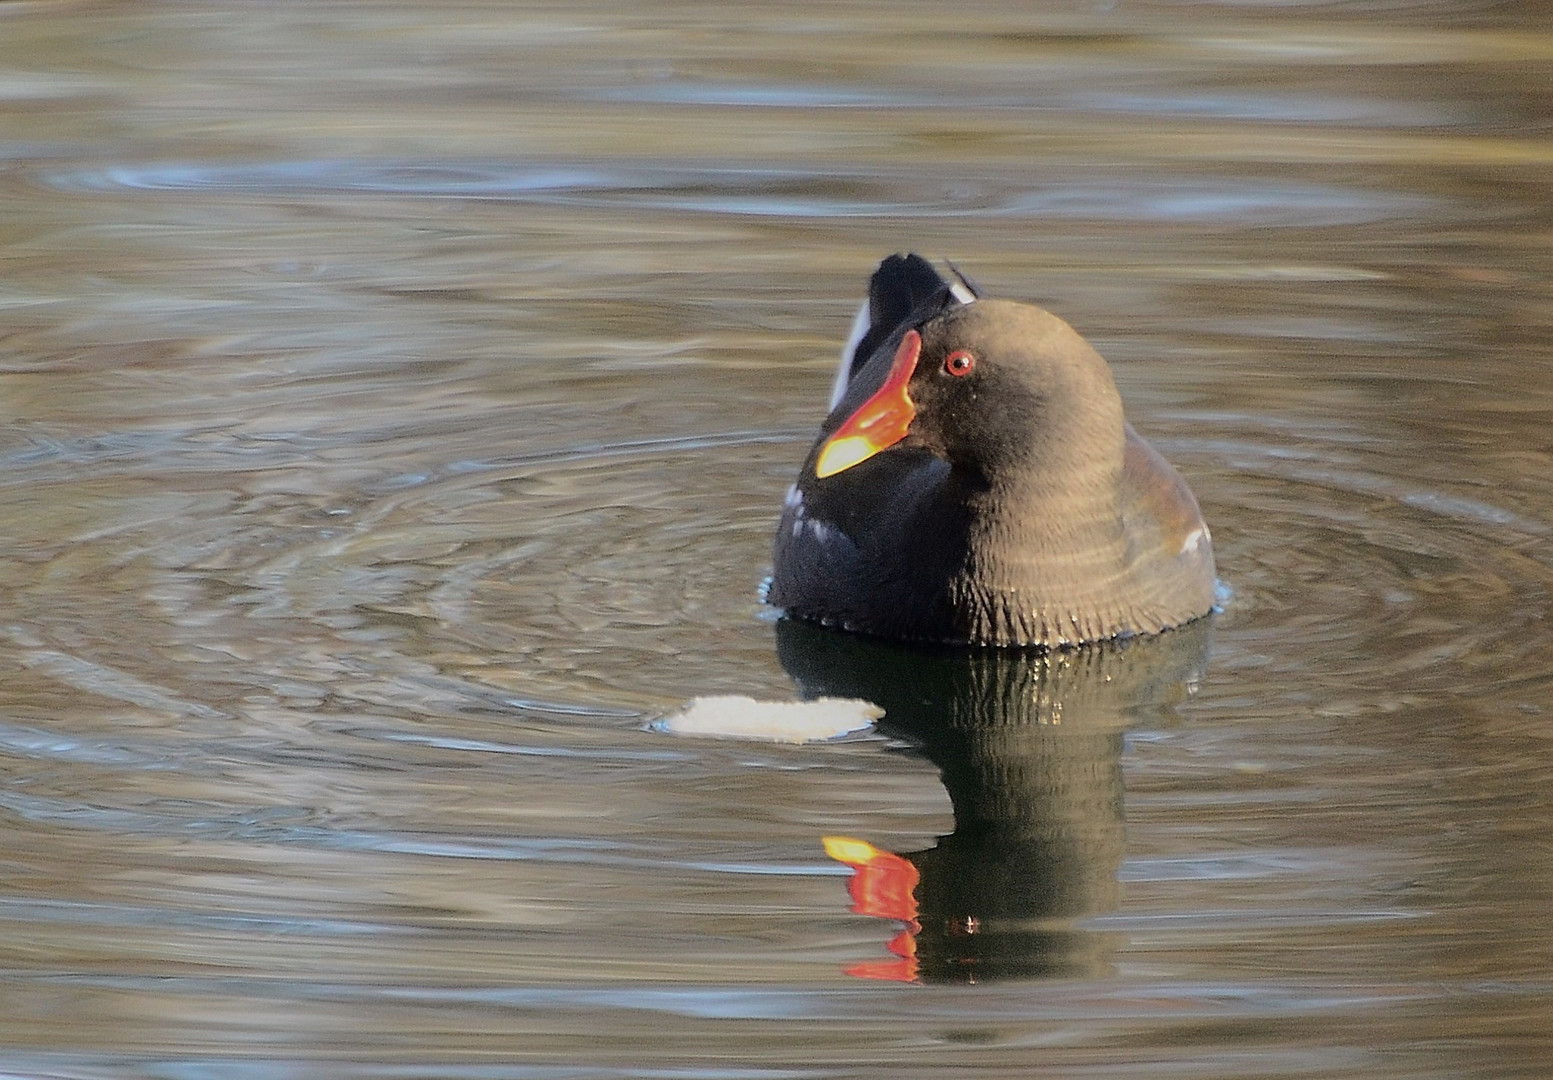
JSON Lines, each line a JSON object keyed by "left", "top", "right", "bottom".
{"left": 822, "top": 836, "right": 921, "bottom": 983}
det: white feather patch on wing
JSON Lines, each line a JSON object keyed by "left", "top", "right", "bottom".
{"left": 829, "top": 298, "right": 873, "bottom": 410}
{"left": 656, "top": 695, "right": 882, "bottom": 743}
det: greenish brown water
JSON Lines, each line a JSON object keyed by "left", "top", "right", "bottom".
{"left": 2, "top": 2, "right": 1552, "bottom": 1077}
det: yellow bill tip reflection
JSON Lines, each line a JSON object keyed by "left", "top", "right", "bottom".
{"left": 822, "top": 835, "right": 884, "bottom": 865}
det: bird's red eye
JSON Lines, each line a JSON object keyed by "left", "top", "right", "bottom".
{"left": 944, "top": 350, "right": 976, "bottom": 377}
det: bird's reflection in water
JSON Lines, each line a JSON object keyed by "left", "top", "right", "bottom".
{"left": 775, "top": 617, "right": 1213, "bottom": 984}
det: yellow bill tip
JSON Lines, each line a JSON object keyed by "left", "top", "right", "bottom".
{"left": 815, "top": 436, "right": 878, "bottom": 479}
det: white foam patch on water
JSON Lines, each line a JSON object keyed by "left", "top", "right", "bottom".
{"left": 657, "top": 696, "right": 881, "bottom": 743}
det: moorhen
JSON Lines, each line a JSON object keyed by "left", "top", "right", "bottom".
{"left": 769, "top": 254, "right": 1215, "bottom": 647}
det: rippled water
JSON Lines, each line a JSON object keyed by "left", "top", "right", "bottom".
{"left": 2, "top": 2, "right": 1552, "bottom": 1077}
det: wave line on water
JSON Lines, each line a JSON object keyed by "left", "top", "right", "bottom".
{"left": 38, "top": 159, "right": 1441, "bottom": 225}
